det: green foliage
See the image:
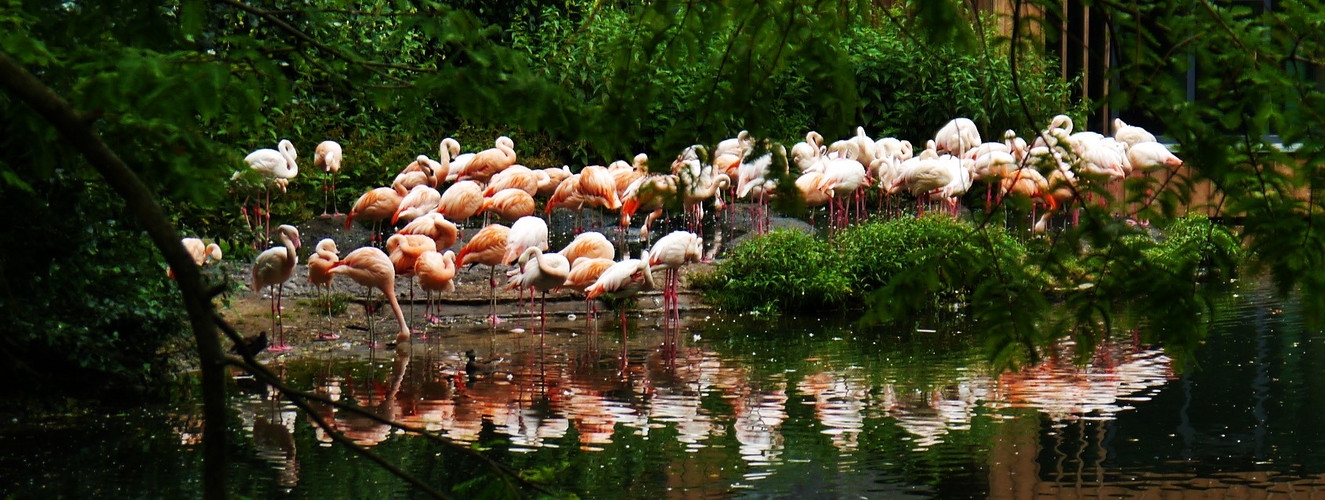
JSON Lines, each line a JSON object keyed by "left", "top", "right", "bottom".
{"left": 700, "top": 215, "right": 1243, "bottom": 371}
{"left": 0, "top": 170, "right": 189, "bottom": 408}
{"left": 697, "top": 230, "right": 850, "bottom": 313}
{"left": 837, "top": 215, "right": 1034, "bottom": 292}
{"left": 844, "top": 17, "right": 1079, "bottom": 141}
{"left": 1104, "top": 1, "right": 1325, "bottom": 325}
{"left": 1147, "top": 215, "right": 1244, "bottom": 278}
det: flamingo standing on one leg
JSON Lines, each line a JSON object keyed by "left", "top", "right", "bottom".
{"left": 315, "top": 140, "right": 343, "bottom": 217}
{"left": 457, "top": 224, "right": 511, "bottom": 323}
{"left": 328, "top": 247, "right": 411, "bottom": 347}
{"left": 501, "top": 216, "right": 549, "bottom": 319}
{"left": 252, "top": 225, "right": 301, "bottom": 352}
{"left": 307, "top": 238, "right": 340, "bottom": 340}
{"left": 585, "top": 250, "right": 657, "bottom": 343}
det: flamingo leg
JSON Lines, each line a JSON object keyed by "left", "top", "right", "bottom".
{"left": 322, "top": 172, "right": 330, "bottom": 217}
{"left": 269, "top": 283, "right": 293, "bottom": 352}
{"left": 332, "top": 171, "right": 343, "bottom": 216}
{"left": 488, "top": 265, "right": 500, "bottom": 325}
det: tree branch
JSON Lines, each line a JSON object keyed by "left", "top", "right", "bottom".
{"left": 0, "top": 51, "right": 231, "bottom": 500}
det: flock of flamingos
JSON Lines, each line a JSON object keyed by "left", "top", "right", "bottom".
{"left": 184, "top": 115, "right": 1183, "bottom": 353}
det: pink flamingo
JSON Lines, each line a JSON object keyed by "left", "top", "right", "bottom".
{"left": 328, "top": 246, "right": 411, "bottom": 347}
{"left": 252, "top": 225, "right": 301, "bottom": 352}
{"left": 307, "top": 238, "right": 340, "bottom": 340}
{"left": 314, "top": 140, "right": 343, "bottom": 216}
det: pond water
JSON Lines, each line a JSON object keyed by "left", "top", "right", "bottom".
{"left": 4, "top": 278, "right": 1325, "bottom": 498}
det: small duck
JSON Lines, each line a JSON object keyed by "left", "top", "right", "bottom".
{"left": 231, "top": 331, "right": 269, "bottom": 357}
{"left": 464, "top": 350, "right": 504, "bottom": 379}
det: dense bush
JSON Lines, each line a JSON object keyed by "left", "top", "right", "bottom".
{"left": 837, "top": 215, "right": 1033, "bottom": 293}
{"left": 506, "top": 2, "right": 1080, "bottom": 162}
{"left": 695, "top": 230, "right": 850, "bottom": 313}
{"left": 0, "top": 171, "right": 189, "bottom": 408}
{"left": 845, "top": 22, "right": 1080, "bottom": 142}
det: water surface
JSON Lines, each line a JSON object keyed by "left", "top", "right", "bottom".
{"left": 3, "top": 279, "right": 1324, "bottom": 498}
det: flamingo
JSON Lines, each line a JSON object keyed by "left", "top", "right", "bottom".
{"left": 558, "top": 231, "right": 615, "bottom": 268}
{"left": 252, "top": 224, "right": 301, "bottom": 352}
{"left": 314, "top": 140, "right": 343, "bottom": 216}
{"left": 562, "top": 257, "right": 615, "bottom": 318}
{"left": 817, "top": 151, "right": 870, "bottom": 228}
{"left": 457, "top": 136, "right": 517, "bottom": 183}
{"left": 347, "top": 185, "right": 406, "bottom": 243}
{"left": 1125, "top": 141, "right": 1183, "bottom": 217}
{"left": 438, "top": 180, "right": 485, "bottom": 225}
{"left": 1032, "top": 114, "right": 1074, "bottom": 150}
{"left": 969, "top": 150, "right": 1018, "bottom": 209}
{"left": 439, "top": 137, "right": 464, "bottom": 182}
{"left": 328, "top": 247, "right": 411, "bottom": 347}
{"left": 796, "top": 172, "right": 833, "bottom": 216}
{"left": 681, "top": 165, "right": 730, "bottom": 230}
{"left": 456, "top": 224, "right": 511, "bottom": 322}
{"left": 849, "top": 126, "right": 880, "bottom": 169}
{"left": 483, "top": 165, "right": 540, "bottom": 197}
{"left": 620, "top": 174, "right": 678, "bottom": 238}
{"left": 415, "top": 249, "right": 456, "bottom": 324}
{"left": 387, "top": 234, "right": 436, "bottom": 335}
{"left": 505, "top": 247, "right": 570, "bottom": 333}
{"left": 934, "top": 118, "right": 981, "bottom": 157}
{"left": 585, "top": 250, "right": 657, "bottom": 342}
{"left": 392, "top": 184, "right": 442, "bottom": 225}
{"left": 478, "top": 188, "right": 536, "bottom": 222}
{"left": 545, "top": 167, "right": 620, "bottom": 230}
{"left": 237, "top": 139, "right": 298, "bottom": 248}
{"left": 648, "top": 231, "right": 702, "bottom": 323}
{"left": 397, "top": 212, "right": 460, "bottom": 251}
{"left": 998, "top": 167, "right": 1056, "bottom": 222}
{"left": 1126, "top": 142, "right": 1183, "bottom": 172}
{"left": 735, "top": 143, "right": 788, "bottom": 234}
{"left": 307, "top": 238, "right": 340, "bottom": 340}
{"left": 713, "top": 130, "right": 752, "bottom": 160}
{"left": 536, "top": 166, "right": 572, "bottom": 198}
{"left": 610, "top": 153, "right": 650, "bottom": 196}
{"left": 503, "top": 215, "right": 549, "bottom": 266}
{"left": 1034, "top": 168, "right": 1079, "bottom": 233}
{"left": 1113, "top": 118, "right": 1158, "bottom": 149}
{"left": 168, "top": 237, "right": 223, "bottom": 279}
{"left": 392, "top": 157, "right": 436, "bottom": 191}
{"left": 790, "top": 131, "right": 826, "bottom": 173}
{"left": 891, "top": 156, "right": 954, "bottom": 217}
{"left": 579, "top": 165, "right": 623, "bottom": 210}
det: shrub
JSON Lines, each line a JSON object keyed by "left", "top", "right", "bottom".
{"left": 837, "top": 215, "right": 1033, "bottom": 294}
{"left": 698, "top": 230, "right": 850, "bottom": 313}
{"left": 0, "top": 171, "right": 190, "bottom": 409}
{"left": 1147, "top": 215, "right": 1243, "bottom": 279}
